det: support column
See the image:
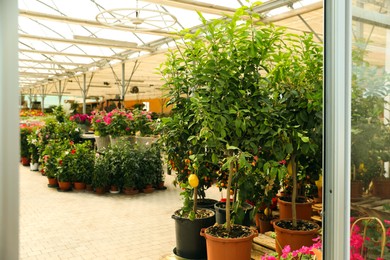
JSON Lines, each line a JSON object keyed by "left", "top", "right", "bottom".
{"left": 40, "top": 86, "right": 46, "bottom": 113}
{"left": 121, "top": 62, "right": 125, "bottom": 100}
{"left": 83, "top": 74, "right": 87, "bottom": 114}
{"left": 58, "top": 80, "right": 62, "bottom": 105}
{"left": 324, "top": 0, "right": 351, "bottom": 259}
{"left": 0, "top": 0, "right": 19, "bottom": 258}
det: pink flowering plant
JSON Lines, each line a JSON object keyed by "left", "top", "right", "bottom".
{"left": 69, "top": 113, "right": 91, "bottom": 126}
{"left": 105, "top": 109, "right": 135, "bottom": 137}
{"left": 261, "top": 237, "right": 322, "bottom": 260}
{"left": 350, "top": 217, "right": 390, "bottom": 260}
{"left": 90, "top": 111, "right": 109, "bottom": 137}
{"left": 133, "top": 108, "right": 155, "bottom": 136}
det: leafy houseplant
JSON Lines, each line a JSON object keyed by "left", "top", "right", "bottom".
{"left": 105, "top": 143, "right": 125, "bottom": 191}
{"left": 120, "top": 143, "right": 140, "bottom": 194}
{"left": 351, "top": 50, "right": 390, "bottom": 197}
{"left": 20, "top": 126, "right": 32, "bottom": 165}
{"left": 93, "top": 153, "right": 110, "bottom": 194}
{"left": 27, "top": 129, "right": 39, "bottom": 164}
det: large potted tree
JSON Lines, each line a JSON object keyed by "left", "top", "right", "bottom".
{"left": 160, "top": 5, "right": 303, "bottom": 259}
{"left": 157, "top": 93, "right": 216, "bottom": 259}
{"left": 261, "top": 31, "right": 323, "bottom": 256}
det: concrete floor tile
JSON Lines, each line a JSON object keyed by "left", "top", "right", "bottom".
{"left": 19, "top": 164, "right": 222, "bottom": 259}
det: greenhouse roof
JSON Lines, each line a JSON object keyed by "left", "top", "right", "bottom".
{"left": 18, "top": 0, "right": 389, "bottom": 102}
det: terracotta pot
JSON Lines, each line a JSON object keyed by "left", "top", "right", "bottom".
{"left": 123, "top": 187, "right": 139, "bottom": 195}
{"left": 255, "top": 213, "right": 274, "bottom": 234}
{"left": 58, "top": 181, "right": 72, "bottom": 191}
{"left": 109, "top": 185, "right": 120, "bottom": 194}
{"left": 273, "top": 219, "right": 320, "bottom": 256}
{"left": 351, "top": 180, "right": 363, "bottom": 198}
{"left": 278, "top": 197, "right": 313, "bottom": 221}
{"left": 95, "top": 187, "right": 106, "bottom": 194}
{"left": 372, "top": 178, "right": 390, "bottom": 198}
{"left": 142, "top": 184, "right": 155, "bottom": 193}
{"left": 47, "top": 177, "right": 58, "bottom": 188}
{"left": 200, "top": 225, "right": 258, "bottom": 260}
{"left": 73, "top": 182, "right": 86, "bottom": 191}
{"left": 86, "top": 184, "right": 93, "bottom": 191}
{"left": 21, "top": 157, "right": 30, "bottom": 166}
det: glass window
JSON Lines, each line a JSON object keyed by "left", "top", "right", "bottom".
{"left": 350, "top": 1, "right": 390, "bottom": 259}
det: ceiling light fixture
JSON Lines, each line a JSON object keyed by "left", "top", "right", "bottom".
{"left": 96, "top": 0, "right": 177, "bottom": 31}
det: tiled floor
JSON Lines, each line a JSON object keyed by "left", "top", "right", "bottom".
{"left": 19, "top": 164, "right": 222, "bottom": 260}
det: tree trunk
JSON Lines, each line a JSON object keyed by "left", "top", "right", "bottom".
{"left": 226, "top": 159, "right": 234, "bottom": 232}
{"left": 291, "top": 154, "right": 297, "bottom": 228}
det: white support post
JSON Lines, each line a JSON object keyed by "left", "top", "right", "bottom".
{"left": 83, "top": 73, "right": 87, "bottom": 114}
{"left": 0, "top": 0, "right": 19, "bottom": 258}
{"left": 324, "top": 0, "right": 351, "bottom": 259}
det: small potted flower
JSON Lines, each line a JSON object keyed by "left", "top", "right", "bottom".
{"left": 27, "top": 128, "right": 40, "bottom": 171}
{"left": 105, "top": 109, "right": 135, "bottom": 145}
{"left": 90, "top": 111, "right": 110, "bottom": 151}
{"left": 69, "top": 113, "right": 92, "bottom": 133}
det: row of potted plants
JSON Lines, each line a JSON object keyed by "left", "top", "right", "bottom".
{"left": 21, "top": 106, "right": 164, "bottom": 194}
{"left": 71, "top": 108, "right": 157, "bottom": 137}
{"left": 40, "top": 140, "right": 164, "bottom": 194}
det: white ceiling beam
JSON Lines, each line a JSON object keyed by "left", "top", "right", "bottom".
{"left": 19, "top": 48, "right": 120, "bottom": 59}
{"left": 144, "top": 0, "right": 236, "bottom": 15}
{"left": 19, "top": 10, "right": 176, "bottom": 38}
{"left": 19, "top": 58, "right": 86, "bottom": 66}
{"left": 262, "top": 1, "right": 323, "bottom": 23}
{"left": 19, "top": 34, "right": 154, "bottom": 51}
{"left": 352, "top": 5, "right": 390, "bottom": 29}
{"left": 19, "top": 66, "right": 67, "bottom": 71}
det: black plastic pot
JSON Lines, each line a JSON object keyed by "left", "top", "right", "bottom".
{"left": 172, "top": 209, "right": 216, "bottom": 259}
{"left": 214, "top": 201, "right": 253, "bottom": 227}
{"left": 197, "top": 198, "right": 218, "bottom": 210}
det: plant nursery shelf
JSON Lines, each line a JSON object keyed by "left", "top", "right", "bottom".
{"left": 351, "top": 196, "right": 390, "bottom": 219}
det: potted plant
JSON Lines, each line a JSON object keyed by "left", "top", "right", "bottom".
{"left": 70, "top": 141, "right": 95, "bottom": 190}
{"left": 162, "top": 6, "right": 299, "bottom": 259}
{"left": 257, "top": 28, "right": 323, "bottom": 257}
{"left": 69, "top": 113, "right": 92, "bottom": 133}
{"left": 41, "top": 139, "right": 65, "bottom": 187}
{"left": 120, "top": 143, "right": 140, "bottom": 195}
{"left": 161, "top": 5, "right": 322, "bottom": 258}
{"left": 105, "top": 109, "right": 135, "bottom": 145}
{"left": 351, "top": 58, "right": 390, "bottom": 198}
{"left": 90, "top": 110, "right": 110, "bottom": 151}
{"left": 105, "top": 143, "right": 125, "bottom": 193}
{"left": 137, "top": 145, "right": 164, "bottom": 193}
{"left": 27, "top": 127, "right": 40, "bottom": 171}
{"left": 20, "top": 125, "right": 32, "bottom": 166}
{"left": 93, "top": 153, "right": 110, "bottom": 194}
{"left": 57, "top": 141, "right": 82, "bottom": 191}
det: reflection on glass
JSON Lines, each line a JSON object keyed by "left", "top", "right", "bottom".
{"left": 351, "top": 1, "right": 390, "bottom": 259}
